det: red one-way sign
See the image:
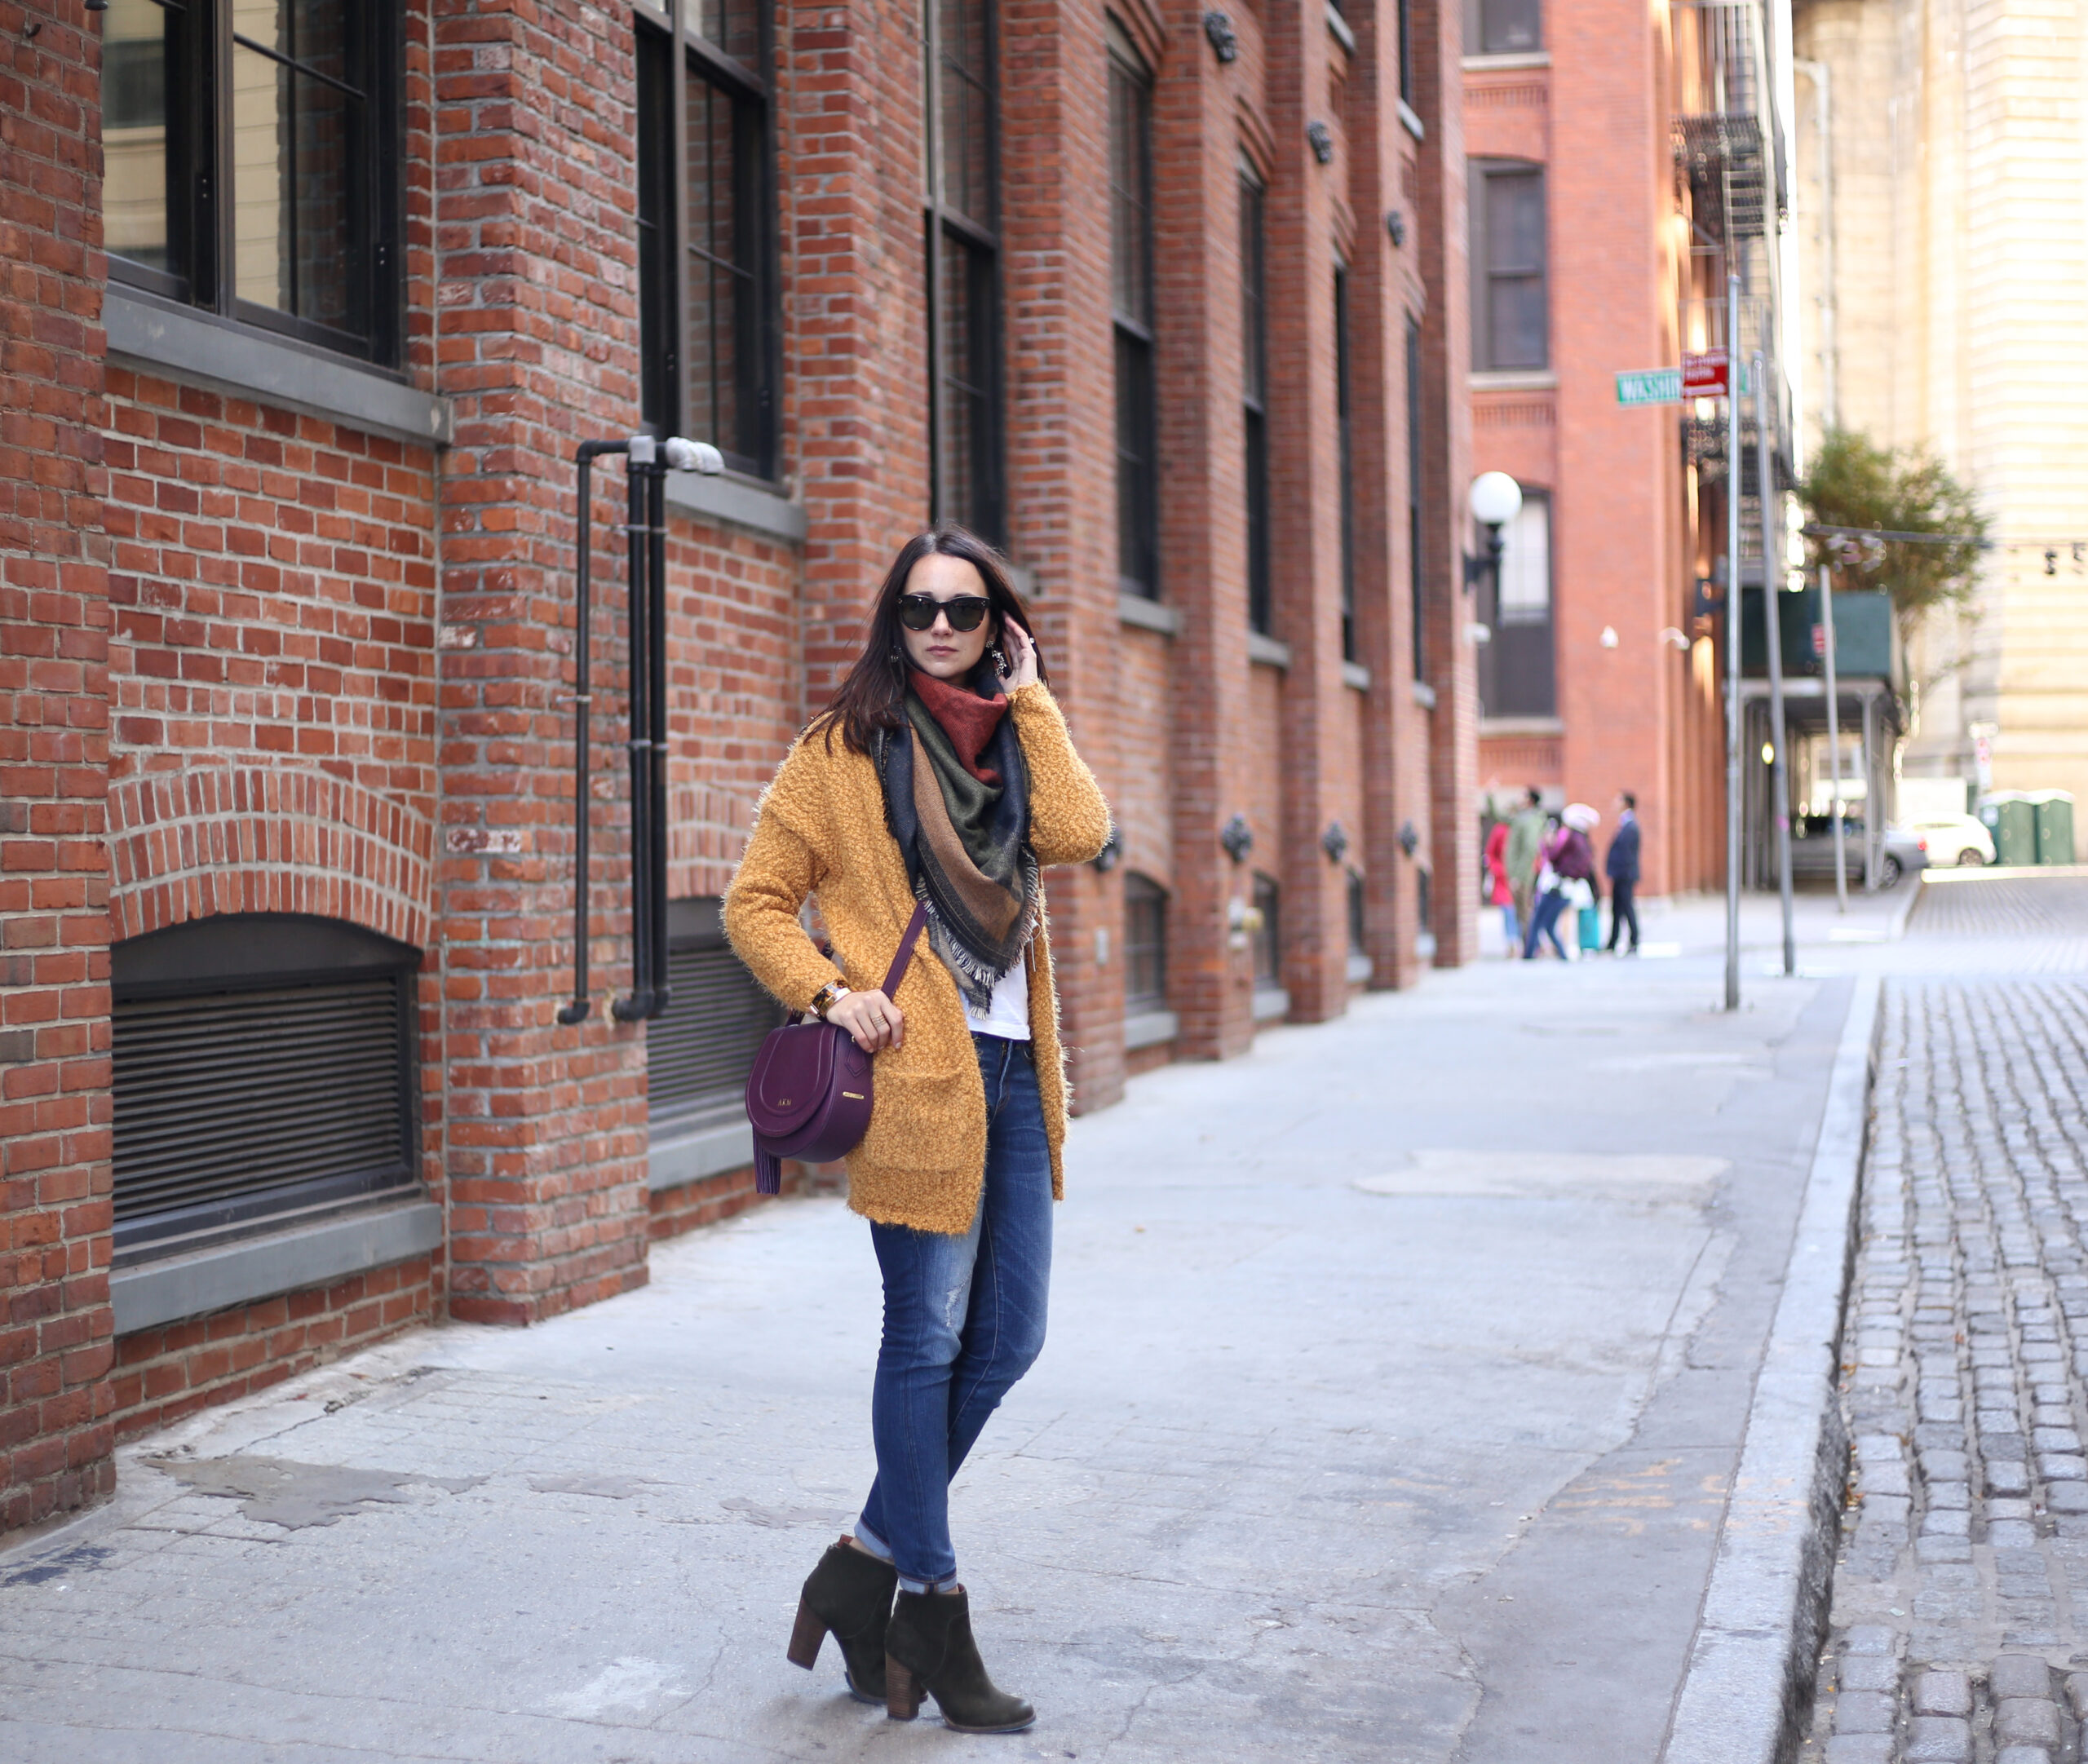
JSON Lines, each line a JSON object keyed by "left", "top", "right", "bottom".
{"left": 1683, "top": 349, "right": 1730, "bottom": 396}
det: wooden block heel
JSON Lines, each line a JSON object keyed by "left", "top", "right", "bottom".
{"left": 885, "top": 1656, "right": 922, "bottom": 1720}
{"left": 786, "top": 1596, "right": 826, "bottom": 1670}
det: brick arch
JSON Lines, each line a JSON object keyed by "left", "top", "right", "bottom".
{"left": 108, "top": 767, "right": 435, "bottom": 949}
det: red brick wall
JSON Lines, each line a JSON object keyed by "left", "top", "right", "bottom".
{"left": 0, "top": 0, "right": 117, "bottom": 1538}
{"left": 110, "top": 1254, "right": 436, "bottom": 1440}
{"left": 433, "top": 0, "right": 654, "bottom": 1325}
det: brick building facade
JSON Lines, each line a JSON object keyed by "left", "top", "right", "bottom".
{"left": 2, "top": 0, "right": 1475, "bottom": 1540}
{"left": 1461, "top": 0, "right": 1738, "bottom": 895}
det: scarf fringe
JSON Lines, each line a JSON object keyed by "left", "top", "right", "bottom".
{"left": 916, "top": 847, "right": 1040, "bottom": 1013}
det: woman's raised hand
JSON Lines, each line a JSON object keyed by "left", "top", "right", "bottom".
{"left": 827, "top": 988, "right": 905, "bottom": 1053}
{"left": 998, "top": 621, "right": 1040, "bottom": 690}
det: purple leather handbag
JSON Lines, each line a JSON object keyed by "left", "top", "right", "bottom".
{"left": 745, "top": 904, "right": 928, "bottom": 1195}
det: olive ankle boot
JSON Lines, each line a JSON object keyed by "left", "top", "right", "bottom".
{"left": 787, "top": 1536, "right": 899, "bottom": 1704}
{"left": 883, "top": 1585, "right": 1035, "bottom": 1732}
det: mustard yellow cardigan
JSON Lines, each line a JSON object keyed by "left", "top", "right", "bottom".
{"left": 723, "top": 683, "right": 1113, "bottom": 1234}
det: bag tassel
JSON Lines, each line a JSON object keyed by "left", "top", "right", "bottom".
{"left": 755, "top": 1149, "right": 782, "bottom": 1196}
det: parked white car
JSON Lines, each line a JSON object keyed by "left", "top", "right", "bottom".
{"left": 1908, "top": 813, "right": 1997, "bottom": 868}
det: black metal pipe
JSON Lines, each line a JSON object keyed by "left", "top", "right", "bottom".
{"left": 614, "top": 438, "right": 656, "bottom": 1021}
{"left": 645, "top": 459, "right": 673, "bottom": 1015}
{"left": 559, "top": 440, "right": 629, "bottom": 1026}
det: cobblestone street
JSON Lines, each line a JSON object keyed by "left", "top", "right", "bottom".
{"left": 1807, "top": 883, "right": 2088, "bottom": 1764}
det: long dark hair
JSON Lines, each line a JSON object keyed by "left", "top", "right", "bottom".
{"left": 817, "top": 524, "right": 1045, "bottom": 755}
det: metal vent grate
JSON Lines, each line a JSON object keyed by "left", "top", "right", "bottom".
{"left": 648, "top": 941, "right": 782, "bottom": 1123}
{"left": 113, "top": 977, "right": 412, "bottom": 1234}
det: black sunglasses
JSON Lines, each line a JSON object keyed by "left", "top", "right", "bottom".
{"left": 896, "top": 593, "right": 993, "bottom": 633}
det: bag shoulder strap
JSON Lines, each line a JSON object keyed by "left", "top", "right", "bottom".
{"left": 879, "top": 902, "right": 930, "bottom": 997}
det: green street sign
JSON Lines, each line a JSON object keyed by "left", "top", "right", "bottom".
{"left": 1617, "top": 369, "right": 1682, "bottom": 406}
{"left": 1616, "top": 361, "right": 1754, "bottom": 406}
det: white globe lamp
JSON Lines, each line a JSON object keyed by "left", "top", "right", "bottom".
{"left": 1470, "top": 471, "right": 1524, "bottom": 528}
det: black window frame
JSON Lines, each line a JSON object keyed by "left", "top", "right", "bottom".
{"left": 635, "top": 1, "right": 781, "bottom": 478}
{"left": 1470, "top": 160, "right": 1549, "bottom": 372}
{"left": 1334, "top": 263, "right": 1357, "bottom": 664}
{"left": 1406, "top": 314, "right": 1427, "bottom": 679}
{"left": 1397, "top": 0, "right": 1414, "bottom": 104}
{"left": 104, "top": 0, "right": 405, "bottom": 367}
{"left": 925, "top": 0, "right": 1006, "bottom": 545}
{"left": 1122, "top": 871, "right": 1169, "bottom": 1015}
{"left": 1109, "top": 28, "right": 1159, "bottom": 600}
{"left": 1477, "top": 486, "right": 1556, "bottom": 717}
{"left": 1347, "top": 866, "right": 1367, "bottom": 957}
{"left": 1240, "top": 165, "right": 1272, "bottom": 635}
{"left": 1466, "top": 0, "right": 1542, "bottom": 55}
{"left": 109, "top": 913, "right": 422, "bottom": 1262}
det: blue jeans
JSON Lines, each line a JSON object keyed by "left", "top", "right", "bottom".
{"left": 1523, "top": 888, "right": 1569, "bottom": 958}
{"left": 856, "top": 1033, "right": 1052, "bottom": 1587}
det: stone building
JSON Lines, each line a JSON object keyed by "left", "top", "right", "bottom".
{"left": 1, "top": 0, "right": 1475, "bottom": 1536}
{"left": 1791, "top": 0, "right": 2088, "bottom": 840}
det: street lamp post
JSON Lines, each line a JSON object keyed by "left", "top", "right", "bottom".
{"left": 1464, "top": 471, "right": 1524, "bottom": 599}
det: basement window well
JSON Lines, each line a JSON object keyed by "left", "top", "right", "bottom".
{"left": 111, "top": 913, "right": 422, "bottom": 1266}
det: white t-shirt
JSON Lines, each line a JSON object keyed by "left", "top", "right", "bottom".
{"left": 965, "top": 953, "right": 1032, "bottom": 1041}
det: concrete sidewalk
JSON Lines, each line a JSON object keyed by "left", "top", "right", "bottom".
{"left": 0, "top": 932, "right": 1856, "bottom": 1762}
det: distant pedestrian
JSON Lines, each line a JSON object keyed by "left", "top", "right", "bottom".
{"left": 726, "top": 525, "right": 1112, "bottom": 1733}
{"left": 1504, "top": 788, "right": 1546, "bottom": 948}
{"left": 1523, "top": 803, "right": 1601, "bottom": 960}
{"left": 1484, "top": 817, "right": 1520, "bottom": 952}
{"left": 1605, "top": 792, "right": 1642, "bottom": 955}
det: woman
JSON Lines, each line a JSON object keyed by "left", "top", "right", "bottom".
{"left": 725, "top": 526, "right": 1112, "bottom": 1734}
{"left": 1484, "top": 817, "right": 1519, "bottom": 953}
{"left": 1520, "top": 803, "right": 1599, "bottom": 960}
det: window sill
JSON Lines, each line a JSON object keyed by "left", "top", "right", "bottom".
{"left": 1464, "top": 50, "right": 1551, "bottom": 69}
{"left": 104, "top": 285, "right": 452, "bottom": 449}
{"left": 649, "top": 1114, "right": 756, "bottom": 1191}
{"left": 1480, "top": 714, "right": 1564, "bottom": 736}
{"left": 1347, "top": 951, "right": 1374, "bottom": 984}
{"left": 1248, "top": 631, "right": 1292, "bottom": 670}
{"left": 1399, "top": 99, "right": 1427, "bottom": 140}
{"left": 1325, "top": 2, "right": 1356, "bottom": 55}
{"left": 1343, "top": 661, "right": 1371, "bottom": 692}
{"left": 109, "top": 1196, "right": 442, "bottom": 1335}
{"left": 1125, "top": 1008, "right": 1179, "bottom": 1051}
{"left": 1471, "top": 369, "right": 1558, "bottom": 391}
{"left": 1253, "top": 986, "right": 1290, "bottom": 1023}
{"left": 663, "top": 470, "right": 807, "bottom": 545}
{"left": 1118, "top": 594, "right": 1181, "bottom": 636}
{"left": 1413, "top": 679, "right": 1438, "bottom": 709}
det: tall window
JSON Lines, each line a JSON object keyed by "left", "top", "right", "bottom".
{"left": 1110, "top": 28, "right": 1158, "bottom": 599}
{"left": 1240, "top": 167, "right": 1272, "bottom": 634}
{"left": 104, "top": 0, "right": 401, "bottom": 363}
{"left": 1397, "top": 0, "right": 1415, "bottom": 102}
{"left": 1479, "top": 489, "right": 1555, "bottom": 716}
{"left": 1470, "top": 162, "right": 1548, "bottom": 370}
{"left": 926, "top": 0, "right": 1003, "bottom": 542}
{"left": 1406, "top": 316, "right": 1427, "bottom": 679}
{"left": 1123, "top": 873, "right": 1169, "bottom": 1014}
{"left": 1334, "top": 265, "right": 1357, "bottom": 664}
{"left": 1469, "top": 0, "right": 1542, "bottom": 53}
{"left": 112, "top": 915, "right": 420, "bottom": 1260}
{"left": 635, "top": 0, "right": 778, "bottom": 475}
{"left": 1251, "top": 872, "right": 1281, "bottom": 988}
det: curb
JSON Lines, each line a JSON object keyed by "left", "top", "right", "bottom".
{"left": 1661, "top": 972, "right": 1882, "bottom": 1764}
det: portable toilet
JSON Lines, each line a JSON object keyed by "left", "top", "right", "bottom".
{"left": 1980, "top": 792, "right": 2038, "bottom": 868}
{"left": 2028, "top": 790, "right": 2077, "bottom": 865}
